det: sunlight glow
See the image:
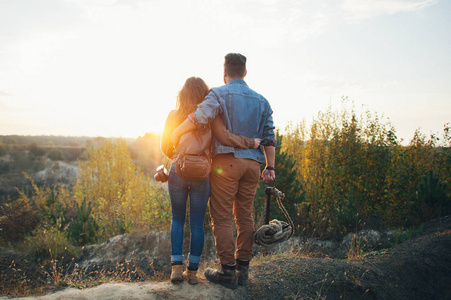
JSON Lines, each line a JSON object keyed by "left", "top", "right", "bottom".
{"left": 0, "top": 0, "right": 449, "bottom": 142}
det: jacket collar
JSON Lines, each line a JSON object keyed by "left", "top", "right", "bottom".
{"left": 227, "top": 78, "right": 247, "bottom": 86}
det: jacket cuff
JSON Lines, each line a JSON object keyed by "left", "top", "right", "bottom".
{"left": 262, "top": 139, "right": 277, "bottom": 147}
{"left": 188, "top": 112, "right": 198, "bottom": 126}
{"left": 189, "top": 112, "right": 207, "bottom": 131}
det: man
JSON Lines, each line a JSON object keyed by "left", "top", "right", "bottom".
{"left": 171, "top": 53, "right": 276, "bottom": 289}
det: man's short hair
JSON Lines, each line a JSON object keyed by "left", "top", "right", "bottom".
{"left": 224, "top": 53, "right": 247, "bottom": 78}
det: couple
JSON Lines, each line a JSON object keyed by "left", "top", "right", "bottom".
{"left": 160, "top": 53, "right": 276, "bottom": 289}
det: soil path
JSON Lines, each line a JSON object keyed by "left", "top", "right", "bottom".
{"left": 3, "top": 280, "right": 246, "bottom": 300}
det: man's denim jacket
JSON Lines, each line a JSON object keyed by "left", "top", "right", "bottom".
{"left": 191, "top": 79, "right": 276, "bottom": 164}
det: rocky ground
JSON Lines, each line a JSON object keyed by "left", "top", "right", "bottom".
{"left": 1, "top": 215, "right": 451, "bottom": 300}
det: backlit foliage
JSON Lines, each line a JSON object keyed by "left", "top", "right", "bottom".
{"left": 281, "top": 101, "right": 450, "bottom": 237}
{"left": 74, "top": 139, "right": 170, "bottom": 239}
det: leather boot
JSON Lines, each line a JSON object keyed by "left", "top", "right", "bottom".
{"left": 171, "top": 265, "right": 184, "bottom": 283}
{"left": 183, "top": 269, "right": 199, "bottom": 285}
{"left": 204, "top": 265, "right": 238, "bottom": 289}
{"left": 236, "top": 259, "right": 249, "bottom": 286}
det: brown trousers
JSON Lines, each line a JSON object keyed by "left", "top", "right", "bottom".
{"left": 209, "top": 154, "right": 261, "bottom": 265}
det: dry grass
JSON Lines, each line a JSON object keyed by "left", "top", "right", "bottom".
{"left": 347, "top": 233, "right": 367, "bottom": 261}
{"left": 0, "top": 249, "right": 170, "bottom": 297}
{"left": 436, "top": 229, "right": 451, "bottom": 236}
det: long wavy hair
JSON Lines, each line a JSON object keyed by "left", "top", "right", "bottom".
{"left": 175, "top": 77, "right": 209, "bottom": 121}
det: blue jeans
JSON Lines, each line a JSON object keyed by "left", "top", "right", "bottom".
{"left": 168, "top": 163, "right": 210, "bottom": 265}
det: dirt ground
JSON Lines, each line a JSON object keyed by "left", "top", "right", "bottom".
{"left": 246, "top": 229, "right": 451, "bottom": 299}
{"left": 2, "top": 215, "right": 451, "bottom": 300}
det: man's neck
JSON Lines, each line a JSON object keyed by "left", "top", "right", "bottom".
{"left": 225, "top": 77, "right": 244, "bottom": 84}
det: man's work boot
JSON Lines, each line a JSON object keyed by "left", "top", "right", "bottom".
{"left": 204, "top": 265, "right": 238, "bottom": 289}
{"left": 170, "top": 264, "right": 184, "bottom": 283}
{"left": 183, "top": 268, "right": 199, "bottom": 285}
{"left": 236, "top": 259, "right": 249, "bottom": 286}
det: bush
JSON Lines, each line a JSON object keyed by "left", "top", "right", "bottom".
{"left": 28, "top": 143, "right": 45, "bottom": 157}
{"left": 74, "top": 138, "right": 171, "bottom": 239}
{"left": 48, "top": 149, "right": 64, "bottom": 161}
{"left": 66, "top": 198, "right": 98, "bottom": 245}
{"left": 24, "top": 225, "right": 75, "bottom": 260}
{"left": 60, "top": 147, "right": 85, "bottom": 161}
{"left": 23, "top": 176, "right": 74, "bottom": 230}
{"left": 0, "top": 142, "right": 6, "bottom": 156}
{"left": 417, "top": 170, "right": 451, "bottom": 220}
{"left": 0, "top": 196, "right": 40, "bottom": 244}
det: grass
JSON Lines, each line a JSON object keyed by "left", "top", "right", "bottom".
{"left": 252, "top": 241, "right": 305, "bottom": 265}
{"left": 0, "top": 248, "right": 170, "bottom": 297}
{"left": 347, "top": 233, "right": 367, "bottom": 261}
{"left": 314, "top": 272, "right": 334, "bottom": 300}
{"left": 0, "top": 260, "right": 43, "bottom": 296}
{"left": 389, "top": 228, "right": 416, "bottom": 247}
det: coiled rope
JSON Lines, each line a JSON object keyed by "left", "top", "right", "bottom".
{"left": 254, "top": 187, "right": 295, "bottom": 247}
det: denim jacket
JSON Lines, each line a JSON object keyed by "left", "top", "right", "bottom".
{"left": 192, "top": 79, "right": 276, "bottom": 164}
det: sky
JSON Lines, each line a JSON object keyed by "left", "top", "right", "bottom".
{"left": 0, "top": 0, "right": 450, "bottom": 144}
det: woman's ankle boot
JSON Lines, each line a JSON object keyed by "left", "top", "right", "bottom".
{"left": 183, "top": 269, "right": 199, "bottom": 284}
{"left": 171, "top": 265, "right": 184, "bottom": 283}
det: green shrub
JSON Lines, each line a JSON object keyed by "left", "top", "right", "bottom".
{"left": 66, "top": 198, "right": 98, "bottom": 245}
{"left": 22, "top": 176, "right": 73, "bottom": 230}
{"left": 24, "top": 225, "right": 76, "bottom": 260}
{"left": 417, "top": 170, "right": 450, "bottom": 220}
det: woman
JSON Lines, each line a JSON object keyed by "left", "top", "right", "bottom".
{"left": 160, "top": 77, "right": 260, "bottom": 284}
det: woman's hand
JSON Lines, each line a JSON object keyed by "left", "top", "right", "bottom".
{"left": 252, "top": 138, "right": 261, "bottom": 149}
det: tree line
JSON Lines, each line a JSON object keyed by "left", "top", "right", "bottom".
{"left": 255, "top": 103, "right": 451, "bottom": 238}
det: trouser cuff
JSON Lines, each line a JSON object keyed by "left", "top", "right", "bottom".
{"left": 188, "top": 254, "right": 201, "bottom": 264}
{"left": 222, "top": 263, "right": 236, "bottom": 270}
{"left": 171, "top": 255, "right": 184, "bottom": 262}
{"left": 236, "top": 258, "right": 249, "bottom": 266}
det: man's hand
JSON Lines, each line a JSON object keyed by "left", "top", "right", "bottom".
{"left": 262, "top": 168, "right": 275, "bottom": 183}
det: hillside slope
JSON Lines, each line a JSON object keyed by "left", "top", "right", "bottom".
{"left": 2, "top": 215, "right": 451, "bottom": 300}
